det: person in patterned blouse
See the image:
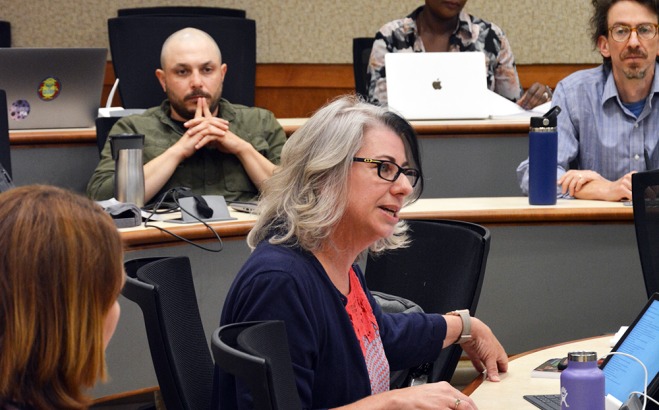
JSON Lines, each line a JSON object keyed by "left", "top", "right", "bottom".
{"left": 367, "top": 0, "right": 552, "bottom": 110}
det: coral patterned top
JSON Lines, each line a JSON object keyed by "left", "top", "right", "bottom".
{"left": 345, "top": 267, "right": 390, "bottom": 394}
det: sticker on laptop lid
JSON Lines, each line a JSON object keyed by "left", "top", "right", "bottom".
{"left": 38, "top": 76, "right": 61, "bottom": 101}
{"left": 9, "top": 99, "right": 30, "bottom": 121}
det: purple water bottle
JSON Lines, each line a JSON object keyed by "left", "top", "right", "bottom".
{"left": 529, "top": 106, "right": 561, "bottom": 205}
{"left": 560, "top": 351, "right": 605, "bottom": 410}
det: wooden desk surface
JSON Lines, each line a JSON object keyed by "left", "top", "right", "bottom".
{"left": 9, "top": 127, "right": 96, "bottom": 146}
{"left": 278, "top": 117, "right": 530, "bottom": 137}
{"left": 119, "top": 210, "right": 257, "bottom": 249}
{"left": 119, "top": 197, "right": 632, "bottom": 249}
{"left": 9, "top": 117, "right": 530, "bottom": 146}
{"left": 466, "top": 335, "right": 611, "bottom": 409}
{"left": 401, "top": 197, "right": 633, "bottom": 224}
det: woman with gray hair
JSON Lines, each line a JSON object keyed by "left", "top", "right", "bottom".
{"left": 220, "top": 95, "right": 507, "bottom": 410}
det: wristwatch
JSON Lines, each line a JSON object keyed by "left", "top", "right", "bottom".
{"left": 447, "top": 309, "right": 472, "bottom": 344}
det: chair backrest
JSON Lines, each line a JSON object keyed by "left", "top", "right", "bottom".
{"left": 212, "top": 321, "right": 302, "bottom": 410}
{"left": 108, "top": 15, "right": 256, "bottom": 108}
{"left": 365, "top": 219, "right": 491, "bottom": 383}
{"left": 632, "top": 170, "right": 659, "bottom": 298}
{"left": 117, "top": 6, "right": 246, "bottom": 19}
{"left": 95, "top": 116, "right": 121, "bottom": 157}
{"left": 0, "top": 89, "right": 11, "bottom": 178}
{"left": 352, "top": 37, "right": 374, "bottom": 100}
{"left": 123, "top": 256, "right": 214, "bottom": 410}
{"left": 0, "top": 21, "right": 10, "bottom": 48}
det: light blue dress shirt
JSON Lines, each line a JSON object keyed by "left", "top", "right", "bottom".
{"left": 517, "top": 63, "right": 659, "bottom": 197}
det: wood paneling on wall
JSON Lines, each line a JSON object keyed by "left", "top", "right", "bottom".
{"left": 102, "top": 62, "right": 598, "bottom": 118}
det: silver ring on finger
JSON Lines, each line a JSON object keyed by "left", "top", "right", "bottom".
{"left": 454, "top": 398, "right": 462, "bottom": 409}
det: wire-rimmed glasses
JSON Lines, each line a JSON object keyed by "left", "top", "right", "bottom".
{"left": 609, "top": 23, "right": 659, "bottom": 42}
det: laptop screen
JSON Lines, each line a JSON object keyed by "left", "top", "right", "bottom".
{"left": 601, "top": 293, "right": 659, "bottom": 403}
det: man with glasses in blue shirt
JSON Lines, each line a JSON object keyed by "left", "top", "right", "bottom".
{"left": 517, "top": 0, "right": 659, "bottom": 201}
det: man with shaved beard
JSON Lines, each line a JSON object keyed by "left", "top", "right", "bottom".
{"left": 88, "top": 28, "right": 286, "bottom": 203}
{"left": 518, "top": 0, "right": 659, "bottom": 202}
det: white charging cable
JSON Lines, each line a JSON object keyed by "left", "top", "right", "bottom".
{"left": 106, "top": 78, "right": 119, "bottom": 109}
{"left": 605, "top": 351, "right": 658, "bottom": 409}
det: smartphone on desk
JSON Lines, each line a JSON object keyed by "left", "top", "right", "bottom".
{"left": 229, "top": 201, "right": 258, "bottom": 214}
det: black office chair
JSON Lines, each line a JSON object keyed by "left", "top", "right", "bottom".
{"left": 365, "top": 219, "right": 491, "bottom": 385}
{"left": 0, "top": 89, "right": 11, "bottom": 178}
{"left": 123, "top": 256, "right": 216, "bottom": 410}
{"left": 94, "top": 116, "right": 122, "bottom": 157}
{"left": 632, "top": 170, "right": 659, "bottom": 298}
{"left": 117, "top": 6, "right": 246, "bottom": 19}
{"left": 352, "top": 37, "right": 375, "bottom": 100}
{"left": 212, "top": 321, "right": 302, "bottom": 410}
{"left": 107, "top": 15, "right": 256, "bottom": 108}
{"left": 0, "top": 21, "right": 10, "bottom": 48}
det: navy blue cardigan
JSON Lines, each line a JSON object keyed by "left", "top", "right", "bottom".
{"left": 218, "top": 241, "right": 447, "bottom": 410}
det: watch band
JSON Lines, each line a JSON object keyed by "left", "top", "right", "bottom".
{"left": 447, "top": 309, "right": 472, "bottom": 344}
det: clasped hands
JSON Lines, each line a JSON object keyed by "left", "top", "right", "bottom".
{"left": 173, "top": 97, "right": 247, "bottom": 159}
{"left": 558, "top": 169, "right": 635, "bottom": 201}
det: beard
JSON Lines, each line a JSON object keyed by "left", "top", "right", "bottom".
{"left": 167, "top": 89, "right": 221, "bottom": 121}
{"left": 624, "top": 67, "right": 648, "bottom": 79}
{"left": 621, "top": 49, "right": 649, "bottom": 79}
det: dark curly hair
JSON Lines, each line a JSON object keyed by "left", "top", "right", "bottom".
{"left": 590, "top": 0, "right": 659, "bottom": 66}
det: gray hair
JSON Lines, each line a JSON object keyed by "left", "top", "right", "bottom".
{"left": 247, "top": 95, "right": 424, "bottom": 255}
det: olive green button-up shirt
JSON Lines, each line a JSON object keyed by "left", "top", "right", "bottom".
{"left": 87, "top": 99, "right": 287, "bottom": 203}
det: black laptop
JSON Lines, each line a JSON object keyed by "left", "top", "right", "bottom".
{"left": 524, "top": 292, "right": 659, "bottom": 409}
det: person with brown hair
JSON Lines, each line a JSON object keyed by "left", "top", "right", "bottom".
{"left": 518, "top": 0, "right": 659, "bottom": 202}
{"left": 0, "top": 185, "right": 125, "bottom": 410}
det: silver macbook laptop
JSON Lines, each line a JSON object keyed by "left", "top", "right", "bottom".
{"left": 0, "top": 48, "right": 107, "bottom": 129}
{"left": 385, "top": 51, "right": 490, "bottom": 120}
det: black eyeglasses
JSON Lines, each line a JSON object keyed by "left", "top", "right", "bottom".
{"left": 609, "top": 23, "right": 659, "bottom": 42}
{"left": 352, "top": 157, "right": 420, "bottom": 187}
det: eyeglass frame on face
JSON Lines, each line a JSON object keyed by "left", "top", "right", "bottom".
{"left": 608, "top": 23, "right": 659, "bottom": 42}
{"left": 352, "top": 157, "right": 420, "bottom": 187}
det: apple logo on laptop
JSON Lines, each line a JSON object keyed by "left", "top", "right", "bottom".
{"left": 432, "top": 79, "right": 442, "bottom": 90}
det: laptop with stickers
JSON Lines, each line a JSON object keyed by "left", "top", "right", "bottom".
{"left": 385, "top": 51, "right": 490, "bottom": 120}
{"left": 0, "top": 48, "right": 107, "bottom": 129}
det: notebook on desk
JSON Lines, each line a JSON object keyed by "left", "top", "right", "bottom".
{"left": 0, "top": 48, "right": 107, "bottom": 129}
{"left": 385, "top": 51, "right": 490, "bottom": 120}
{"left": 524, "top": 292, "right": 659, "bottom": 409}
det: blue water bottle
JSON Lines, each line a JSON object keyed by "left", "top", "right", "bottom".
{"left": 529, "top": 106, "right": 561, "bottom": 205}
{"left": 560, "top": 351, "right": 605, "bottom": 410}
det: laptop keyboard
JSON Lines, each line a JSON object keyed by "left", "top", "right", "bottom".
{"left": 523, "top": 394, "right": 561, "bottom": 410}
